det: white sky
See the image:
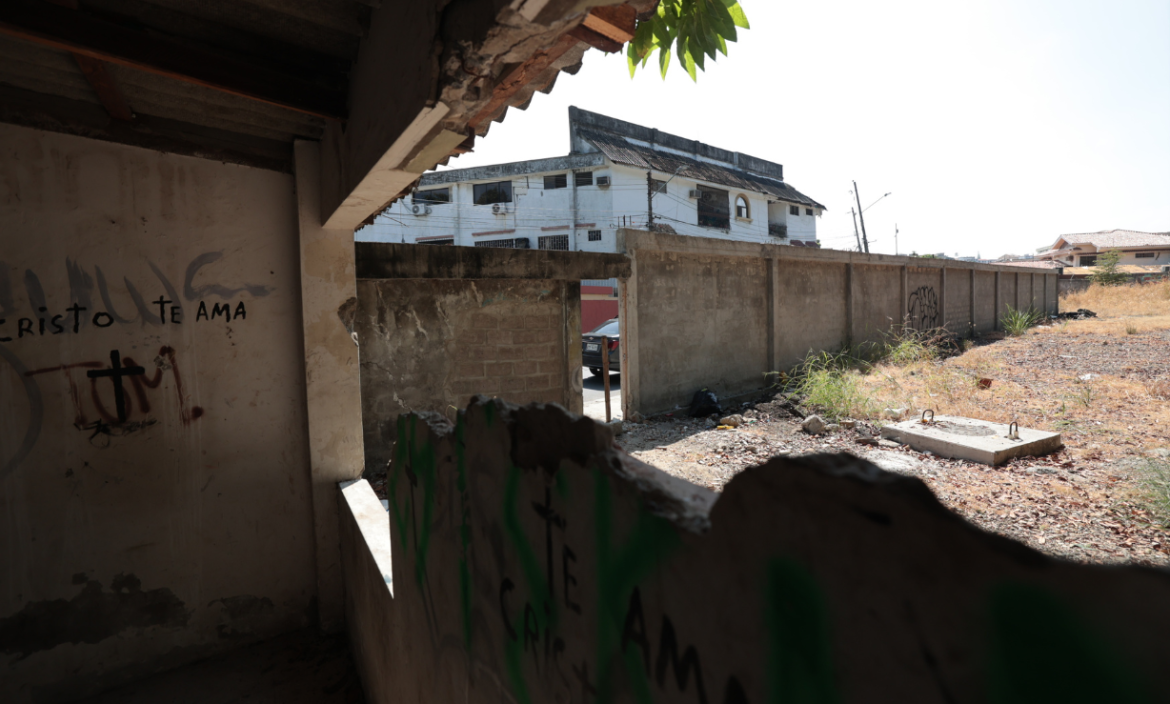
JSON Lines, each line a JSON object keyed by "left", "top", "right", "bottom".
{"left": 439, "top": 0, "right": 1170, "bottom": 258}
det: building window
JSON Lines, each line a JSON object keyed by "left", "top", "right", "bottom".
{"left": 544, "top": 174, "right": 567, "bottom": 190}
{"left": 696, "top": 185, "right": 730, "bottom": 229}
{"left": 735, "top": 195, "right": 750, "bottom": 219}
{"left": 1135, "top": 252, "right": 1155, "bottom": 259}
{"left": 413, "top": 188, "right": 450, "bottom": 205}
{"left": 473, "top": 181, "right": 513, "bottom": 205}
{"left": 575, "top": 171, "right": 593, "bottom": 187}
{"left": 538, "top": 234, "right": 569, "bottom": 251}
{"left": 475, "top": 238, "right": 530, "bottom": 249}
{"left": 420, "top": 238, "right": 454, "bottom": 246}
{"left": 650, "top": 178, "right": 668, "bottom": 194}
{"left": 805, "top": 207, "right": 814, "bottom": 216}
{"left": 789, "top": 205, "right": 800, "bottom": 216}
{"left": 588, "top": 230, "right": 602, "bottom": 242}
{"left": 1079, "top": 255, "right": 1098, "bottom": 266}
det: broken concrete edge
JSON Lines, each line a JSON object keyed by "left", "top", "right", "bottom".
{"left": 354, "top": 241, "right": 631, "bottom": 281}
{"left": 391, "top": 397, "right": 1076, "bottom": 563}
{"left": 338, "top": 479, "right": 394, "bottom": 594}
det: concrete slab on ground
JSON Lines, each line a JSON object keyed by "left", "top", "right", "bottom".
{"left": 881, "top": 415, "right": 1062, "bottom": 466}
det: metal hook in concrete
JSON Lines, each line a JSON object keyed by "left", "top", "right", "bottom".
{"left": 920, "top": 409, "right": 934, "bottom": 424}
{"left": 1007, "top": 421, "right": 1019, "bottom": 440}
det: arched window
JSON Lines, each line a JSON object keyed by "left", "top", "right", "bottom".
{"left": 735, "top": 195, "right": 750, "bottom": 219}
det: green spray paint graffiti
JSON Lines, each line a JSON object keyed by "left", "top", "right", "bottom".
{"left": 456, "top": 419, "right": 473, "bottom": 652}
{"left": 765, "top": 558, "right": 839, "bottom": 704}
{"left": 387, "top": 415, "right": 438, "bottom": 588}
{"left": 985, "top": 582, "right": 1150, "bottom": 704}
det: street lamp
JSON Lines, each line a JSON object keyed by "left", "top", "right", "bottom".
{"left": 863, "top": 192, "right": 892, "bottom": 213}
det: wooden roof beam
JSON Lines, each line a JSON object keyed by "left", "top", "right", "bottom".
{"left": 0, "top": 1, "right": 347, "bottom": 120}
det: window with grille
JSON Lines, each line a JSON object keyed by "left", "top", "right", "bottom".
{"left": 588, "top": 230, "right": 602, "bottom": 242}
{"left": 473, "top": 181, "right": 513, "bottom": 205}
{"left": 575, "top": 171, "right": 593, "bottom": 187}
{"left": 735, "top": 195, "right": 750, "bottom": 219}
{"left": 805, "top": 207, "right": 814, "bottom": 216}
{"left": 538, "top": 234, "right": 569, "bottom": 251}
{"left": 544, "top": 174, "right": 567, "bottom": 190}
{"left": 696, "top": 185, "right": 730, "bottom": 229}
{"left": 475, "top": 238, "right": 530, "bottom": 249}
{"left": 413, "top": 188, "right": 450, "bottom": 205}
{"left": 420, "top": 238, "right": 454, "bottom": 246}
{"left": 650, "top": 178, "right": 668, "bottom": 194}
{"left": 1079, "top": 255, "right": 1097, "bottom": 266}
{"left": 1135, "top": 252, "right": 1155, "bottom": 259}
{"left": 789, "top": 205, "right": 800, "bottom": 216}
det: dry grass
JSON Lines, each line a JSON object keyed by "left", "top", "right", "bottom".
{"left": 1061, "top": 279, "right": 1170, "bottom": 317}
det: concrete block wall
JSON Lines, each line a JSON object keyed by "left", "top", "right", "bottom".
{"left": 354, "top": 242, "right": 629, "bottom": 476}
{"left": 618, "top": 230, "right": 1061, "bottom": 417}
{"left": 339, "top": 398, "right": 1170, "bottom": 704}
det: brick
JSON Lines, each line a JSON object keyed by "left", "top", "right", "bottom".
{"left": 455, "top": 330, "right": 488, "bottom": 345}
{"left": 523, "top": 314, "right": 552, "bottom": 329}
{"left": 525, "top": 374, "right": 553, "bottom": 390}
{"left": 484, "top": 361, "right": 514, "bottom": 377}
{"left": 513, "top": 329, "right": 559, "bottom": 345}
{"left": 499, "top": 316, "right": 527, "bottom": 330}
{"left": 453, "top": 378, "right": 500, "bottom": 396}
{"left": 495, "top": 345, "right": 526, "bottom": 362}
{"left": 500, "top": 376, "right": 528, "bottom": 394}
{"left": 472, "top": 315, "right": 500, "bottom": 330}
{"left": 453, "top": 361, "right": 485, "bottom": 379}
{"left": 537, "top": 360, "right": 566, "bottom": 375}
{"left": 524, "top": 343, "right": 554, "bottom": 361}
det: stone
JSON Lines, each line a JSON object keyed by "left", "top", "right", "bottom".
{"left": 719, "top": 414, "right": 744, "bottom": 428}
{"left": 880, "top": 415, "right": 1063, "bottom": 466}
{"left": 825, "top": 424, "right": 842, "bottom": 433}
{"left": 855, "top": 436, "right": 879, "bottom": 446}
{"left": 884, "top": 407, "right": 908, "bottom": 420}
{"left": 801, "top": 415, "right": 826, "bottom": 435}
{"left": 840, "top": 420, "right": 857, "bottom": 429}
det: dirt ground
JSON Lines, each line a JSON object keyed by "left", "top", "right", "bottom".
{"left": 618, "top": 312, "right": 1170, "bottom": 568}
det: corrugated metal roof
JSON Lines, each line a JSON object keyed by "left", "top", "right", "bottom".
{"left": 578, "top": 130, "right": 826, "bottom": 210}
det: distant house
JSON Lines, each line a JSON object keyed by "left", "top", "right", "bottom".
{"left": 358, "top": 106, "right": 826, "bottom": 251}
{"left": 1001, "top": 229, "right": 1170, "bottom": 292}
{"left": 1035, "top": 230, "right": 1170, "bottom": 268}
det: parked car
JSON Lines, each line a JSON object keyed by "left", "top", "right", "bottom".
{"left": 582, "top": 318, "right": 619, "bottom": 376}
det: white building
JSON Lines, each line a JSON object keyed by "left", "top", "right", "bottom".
{"left": 358, "top": 107, "right": 825, "bottom": 251}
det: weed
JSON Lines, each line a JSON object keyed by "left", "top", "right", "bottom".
{"left": 1001, "top": 305, "right": 1043, "bottom": 336}
{"left": 1061, "top": 279, "right": 1170, "bottom": 317}
{"left": 1126, "top": 322, "right": 1139, "bottom": 335}
{"left": 1073, "top": 384, "right": 1095, "bottom": 409}
{"left": 1136, "top": 459, "right": 1170, "bottom": 527}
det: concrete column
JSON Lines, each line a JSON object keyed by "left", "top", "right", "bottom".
{"left": 994, "top": 271, "right": 1001, "bottom": 330}
{"left": 767, "top": 258, "right": 778, "bottom": 372}
{"left": 294, "top": 140, "right": 367, "bottom": 632}
{"left": 619, "top": 245, "right": 639, "bottom": 418}
{"left": 900, "top": 265, "right": 908, "bottom": 325}
{"left": 968, "top": 268, "right": 976, "bottom": 337}
{"left": 845, "top": 262, "right": 854, "bottom": 347}
{"left": 562, "top": 280, "right": 583, "bottom": 414}
{"left": 939, "top": 267, "right": 947, "bottom": 331}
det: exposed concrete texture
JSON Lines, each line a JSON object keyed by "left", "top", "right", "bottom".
{"left": 0, "top": 124, "right": 315, "bottom": 703}
{"left": 355, "top": 241, "right": 629, "bottom": 476}
{"left": 294, "top": 141, "right": 367, "bottom": 633}
{"left": 342, "top": 398, "right": 1170, "bottom": 703}
{"left": 617, "top": 230, "right": 1061, "bottom": 417}
{"left": 356, "top": 277, "right": 582, "bottom": 476}
{"left": 881, "top": 415, "right": 1064, "bottom": 465}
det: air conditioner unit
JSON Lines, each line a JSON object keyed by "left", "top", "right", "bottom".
{"left": 492, "top": 203, "right": 511, "bottom": 214}
{"left": 596, "top": 175, "right": 611, "bottom": 187}
{"left": 688, "top": 189, "right": 703, "bottom": 199}
{"left": 411, "top": 204, "right": 432, "bottom": 215}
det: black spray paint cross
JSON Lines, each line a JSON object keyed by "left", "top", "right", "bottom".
{"left": 86, "top": 350, "right": 146, "bottom": 424}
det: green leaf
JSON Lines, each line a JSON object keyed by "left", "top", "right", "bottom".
{"left": 658, "top": 44, "right": 672, "bottom": 79}
{"left": 723, "top": 0, "right": 750, "bottom": 29}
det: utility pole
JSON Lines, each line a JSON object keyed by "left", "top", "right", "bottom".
{"left": 853, "top": 180, "right": 870, "bottom": 253}
{"left": 894, "top": 223, "right": 899, "bottom": 255}
{"left": 850, "top": 207, "right": 862, "bottom": 252}
{"left": 646, "top": 171, "right": 653, "bottom": 229}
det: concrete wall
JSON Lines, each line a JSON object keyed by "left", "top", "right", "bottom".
{"left": 339, "top": 398, "right": 1170, "bottom": 703}
{"left": 0, "top": 125, "right": 315, "bottom": 702}
{"left": 618, "top": 230, "right": 1061, "bottom": 417}
{"left": 353, "top": 242, "right": 629, "bottom": 476}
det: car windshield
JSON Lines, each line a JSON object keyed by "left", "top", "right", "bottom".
{"left": 590, "top": 320, "right": 619, "bottom": 336}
